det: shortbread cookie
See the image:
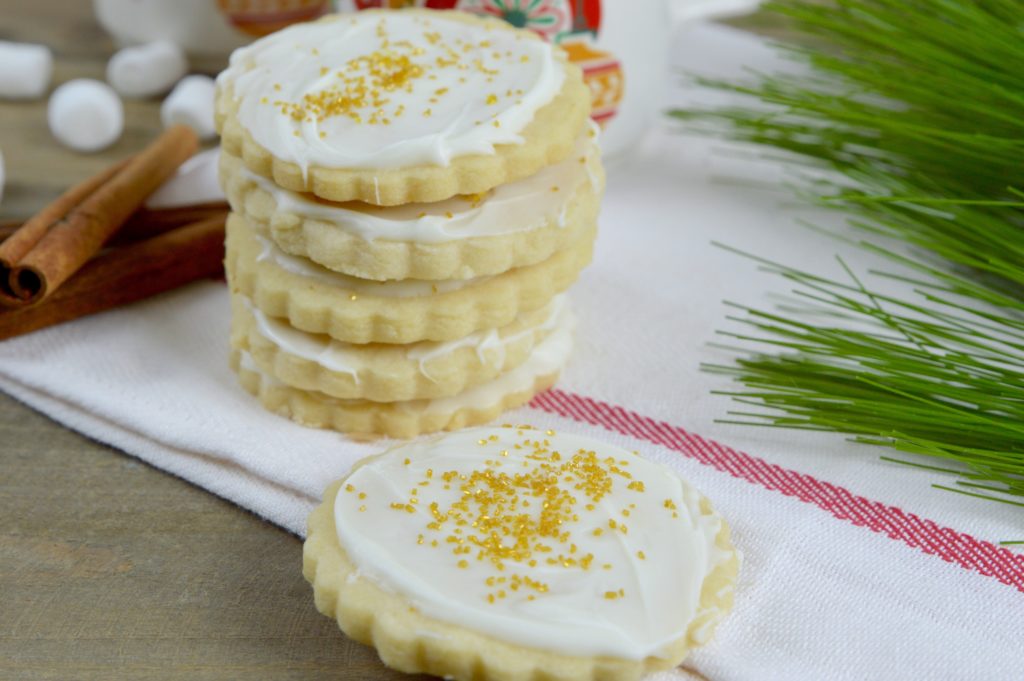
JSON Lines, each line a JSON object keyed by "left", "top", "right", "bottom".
{"left": 230, "top": 293, "right": 568, "bottom": 402}
{"left": 215, "top": 9, "right": 591, "bottom": 205}
{"left": 224, "top": 212, "right": 594, "bottom": 344}
{"left": 220, "top": 124, "right": 603, "bottom": 281}
{"left": 229, "top": 308, "right": 574, "bottom": 438}
{"left": 303, "top": 426, "right": 739, "bottom": 681}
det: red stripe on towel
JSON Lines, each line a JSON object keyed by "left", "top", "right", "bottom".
{"left": 529, "top": 388, "right": 1024, "bottom": 593}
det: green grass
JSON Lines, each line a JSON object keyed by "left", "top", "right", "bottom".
{"left": 670, "top": 0, "right": 1024, "bottom": 512}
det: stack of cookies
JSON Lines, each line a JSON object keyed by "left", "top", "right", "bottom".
{"left": 215, "top": 8, "right": 602, "bottom": 439}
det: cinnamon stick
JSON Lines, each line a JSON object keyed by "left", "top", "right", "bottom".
{"left": 0, "top": 202, "right": 228, "bottom": 245}
{"left": 119, "top": 202, "right": 229, "bottom": 242}
{"left": 0, "top": 158, "right": 131, "bottom": 268}
{"left": 0, "top": 214, "right": 226, "bottom": 341}
{"left": 1, "top": 125, "right": 199, "bottom": 306}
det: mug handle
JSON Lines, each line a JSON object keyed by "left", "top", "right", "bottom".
{"left": 669, "top": 0, "right": 762, "bottom": 24}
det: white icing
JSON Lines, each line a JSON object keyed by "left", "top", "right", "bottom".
{"left": 333, "top": 424, "right": 731, "bottom": 660}
{"left": 237, "top": 306, "right": 574, "bottom": 415}
{"left": 243, "top": 294, "right": 567, "bottom": 382}
{"left": 407, "top": 294, "right": 565, "bottom": 380}
{"left": 238, "top": 129, "right": 599, "bottom": 244}
{"left": 416, "top": 308, "right": 572, "bottom": 415}
{"left": 253, "top": 232, "right": 487, "bottom": 297}
{"left": 242, "top": 296, "right": 358, "bottom": 383}
{"left": 217, "top": 11, "right": 566, "bottom": 172}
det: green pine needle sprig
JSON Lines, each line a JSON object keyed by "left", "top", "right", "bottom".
{"left": 670, "top": 0, "right": 1024, "bottom": 511}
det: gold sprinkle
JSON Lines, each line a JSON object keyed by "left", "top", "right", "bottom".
{"left": 404, "top": 458, "right": 411, "bottom": 465}
{"left": 637, "top": 550, "right": 646, "bottom": 560}
{"left": 486, "top": 93, "right": 498, "bottom": 105}
{"left": 358, "top": 505, "right": 366, "bottom": 512}
{"left": 423, "top": 108, "right": 432, "bottom": 117}
{"left": 457, "top": 560, "right": 468, "bottom": 569}
{"left": 350, "top": 293, "right": 358, "bottom": 301}
{"left": 345, "top": 484, "right": 355, "bottom": 492}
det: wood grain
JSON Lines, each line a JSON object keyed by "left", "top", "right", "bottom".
{"left": 0, "top": 393, "right": 429, "bottom": 681}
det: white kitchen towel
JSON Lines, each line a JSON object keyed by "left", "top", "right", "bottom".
{"left": 0, "top": 23, "right": 1020, "bottom": 681}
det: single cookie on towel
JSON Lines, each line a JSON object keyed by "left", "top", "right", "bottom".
{"left": 214, "top": 9, "right": 590, "bottom": 206}
{"left": 229, "top": 306, "right": 574, "bottom": 439}
{"left": 224, "top": 213, "right": 594, "bottom": 345}
{"left": 229, "top": 292, "right": 569, "bottom": 402}
{"left": 219, "top": 123, "right": 604, "bottom": 281}
{"left": 303, "top": 426, "right": 739, "bottom": 681}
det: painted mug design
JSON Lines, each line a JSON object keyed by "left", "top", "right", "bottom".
{"left": 217, "top": 0, "right": 331, "bottom": 36}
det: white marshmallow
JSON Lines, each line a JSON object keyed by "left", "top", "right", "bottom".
{"left": 107, "top": 40, "right": 187, "bottom": 98}
{"left": 48, "top": 80, "right": 124, "bottom": 153}
{"left": 0, "top": 40, "right": 53, "bottom": 99}
{"left": 161, "top": 75, "right": 216, "bottom": 140}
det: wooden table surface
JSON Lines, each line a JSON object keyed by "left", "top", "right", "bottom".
{"left": 0, "top": 3, "right": 779, "bottom": 679}
{"left": 0, "top": 3, "right": 426, "bottom": 678}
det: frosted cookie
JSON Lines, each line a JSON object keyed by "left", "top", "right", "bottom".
{"left": 224, "top": 212, "right": 594, "bottom": 344}
{"left": 215, "top": 9, "right": 590, "bottom": 205}
{"left": 219, "top": 123, "right": 603, "bottom": 281}
{"left": 230, "top": 293, "right": 569, "bottom": 402}
{"left": 229, "top": 308, "right": 574, "bottom": 438}
{"left": 303, "top": 426, "right": 739, "bottom": 681}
